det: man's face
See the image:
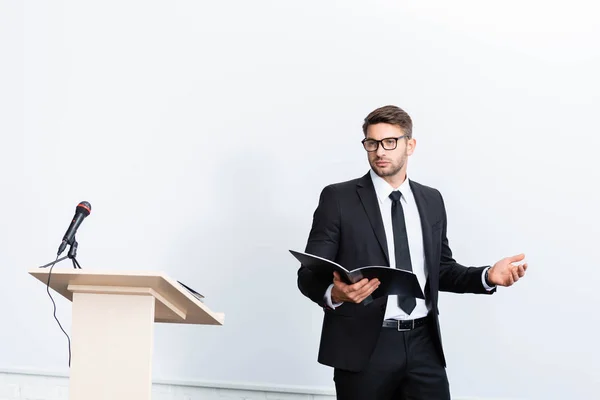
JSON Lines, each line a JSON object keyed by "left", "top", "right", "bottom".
{"left": 364, "top": 123, "right": 415, "bottom": 179}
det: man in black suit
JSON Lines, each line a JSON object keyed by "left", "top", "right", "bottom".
{"left": 297, "top": 105, "right": 528, "bottom": 399}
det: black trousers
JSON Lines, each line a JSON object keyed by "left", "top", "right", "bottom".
{"left": 333, "top": 320, "right": 450, "bottom": 400}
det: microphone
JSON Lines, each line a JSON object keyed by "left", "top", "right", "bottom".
{"left": 57, "top": 201, "right": 92, "bottom": 256}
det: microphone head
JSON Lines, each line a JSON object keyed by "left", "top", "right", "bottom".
{"left": 77, "top": 201, "right": 92, "bottom": 216}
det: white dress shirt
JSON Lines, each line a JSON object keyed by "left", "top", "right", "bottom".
{"left": 324, "top": 169, "right": 494, "bottom": 320}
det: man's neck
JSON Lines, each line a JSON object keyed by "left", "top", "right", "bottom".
{"left": 382, "top": 171, "right": 407, "bottom": 189}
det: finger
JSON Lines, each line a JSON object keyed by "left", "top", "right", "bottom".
{"left": 507, "top": 275, "right": 514, "bottom": 286}
{"left": 350, "top": 278, "right": 371, "bottom": 291}
{"left": 351, "top": 280, "right": 380, "bottom": 302}
{"left": 340, "top": 278, "right": 362, "bottom": 293}
{"left": 333, "top": 272, "right": 342, "bottom": 284}
{"left": 522, "top": 263, "right": 528, "bottom": 271}
{"left": 357, "top": 284, "right": 380, "bottom": 303}
{"left": 511, "top": 269, "right": 519, "bottom": 282}
{"left": 365, "top": 279, "right": 380, "bottom": 295}
{"left": 355, "top": 279, "right": 380, "bottom": 298}
{"left": 333, "top": 274, "right": 349, "bottom": 289}
{"left": 517, "top": 265, "right": 525, "bottom": 277}
{"left": 507, "top": 253, "right": 525, "bottom": 263}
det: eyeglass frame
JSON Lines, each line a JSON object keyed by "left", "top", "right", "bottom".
{"left": 361, "top": 135, "right": 407, "bottom": 152}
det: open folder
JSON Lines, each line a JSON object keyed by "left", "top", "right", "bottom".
{"left": 290, "top": 250, "right": 425, "bottom": 300}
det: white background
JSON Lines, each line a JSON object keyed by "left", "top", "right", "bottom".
{"left": 1, "top": 1, "right": 599, "bottom": 398}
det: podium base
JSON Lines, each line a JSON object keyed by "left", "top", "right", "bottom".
{"left": 69, "top": 291, "right": 155, "bottom": 400}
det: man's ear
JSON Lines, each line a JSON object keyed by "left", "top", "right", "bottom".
{"left": 407, "top": 138, "right": 416, "bottom": 155}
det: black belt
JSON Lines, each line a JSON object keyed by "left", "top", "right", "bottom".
{"left": 382, "top": 316, "right": 429, "bottom": 331}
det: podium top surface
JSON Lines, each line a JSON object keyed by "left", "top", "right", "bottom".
{"left": 29, "top": 268, "right": 224, "bottom": 326}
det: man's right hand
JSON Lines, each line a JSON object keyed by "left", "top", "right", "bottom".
{"left": 331, "top": 271, "right": 380, "bottom": 304}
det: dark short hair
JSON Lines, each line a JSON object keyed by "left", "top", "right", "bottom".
{"left": 362, "top": 105, "right": 413, "bottom": 139}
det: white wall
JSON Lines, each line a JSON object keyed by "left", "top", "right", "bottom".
{"left": 1, "top": 0, "right": 599, "bottom": 399}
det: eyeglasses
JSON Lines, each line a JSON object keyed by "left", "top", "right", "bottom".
{"left": 361, "top": 135, "right": 406, "bottom": 152}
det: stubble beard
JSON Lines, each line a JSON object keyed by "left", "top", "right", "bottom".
{"left": 370, "top": 152, "right": 407, "bottom": 178}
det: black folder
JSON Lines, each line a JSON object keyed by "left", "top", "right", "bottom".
{"left": 290, "top": 250, "right": 425, "bottom": 300}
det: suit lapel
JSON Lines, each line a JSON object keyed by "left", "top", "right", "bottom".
{"left": 356, "top": 172, "right": 390, "bottom": 265}
{"left": 410, "top": 181, "right": 434, "bottom": 274}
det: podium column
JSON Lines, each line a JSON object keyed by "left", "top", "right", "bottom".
{"left": 68, "top": 287, "right": 156, "bottom": 400}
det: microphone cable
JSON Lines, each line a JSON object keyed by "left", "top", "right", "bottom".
{"left": 40, "top": 254, "right": 72, "bottom": 367}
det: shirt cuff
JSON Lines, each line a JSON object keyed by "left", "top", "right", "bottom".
{"left": 482, "top": 266, "right": 496, "bottom": 291}
{"left": 324, "top": 283, "right": 344, "bottom": 309}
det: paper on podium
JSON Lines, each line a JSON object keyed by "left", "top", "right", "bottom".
{"left": 177, "top": 280, "right": 204, "bottom": 302}
{"left": 290, "top": 250, "right": 424, "bottom": 300}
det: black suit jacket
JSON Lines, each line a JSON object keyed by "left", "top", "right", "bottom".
{"left": 297, "top": 171, "right": 495, "bottom": 372}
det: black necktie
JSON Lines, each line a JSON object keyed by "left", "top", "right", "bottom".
{"left": 389, "top": 190, "right": 416, "bottom": 315}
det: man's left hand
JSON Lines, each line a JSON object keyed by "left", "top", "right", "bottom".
{"left": 488, "top": 253, "right": 528, "bottom": 287}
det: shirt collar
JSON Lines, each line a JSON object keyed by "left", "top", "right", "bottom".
{"left": 369, "top": 169, "right": 412, "bottom": 204}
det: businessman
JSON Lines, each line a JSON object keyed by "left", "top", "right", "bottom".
{"left": 297, "top": 105, "right": 528, "bottom": 399}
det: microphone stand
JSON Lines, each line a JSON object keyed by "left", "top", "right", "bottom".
{"left": 68, "top": 238, "right": 82, "bottom": 269}
{"left": 38, "top": 237, "right": 83, "bottom": 269}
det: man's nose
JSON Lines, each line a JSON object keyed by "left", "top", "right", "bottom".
{"left": 376, "top": 144, "right": 386, "bottom": 157}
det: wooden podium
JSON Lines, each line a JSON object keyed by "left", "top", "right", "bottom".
{"left": 29, "top": 268, "right": 224, "bottom": 400}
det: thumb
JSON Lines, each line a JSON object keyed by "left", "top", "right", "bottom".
{"left": 333, "top": 271, "right": 341, "bottom": 281}
{"left": 507, "top": 253, "right": 525, "bottom": 263}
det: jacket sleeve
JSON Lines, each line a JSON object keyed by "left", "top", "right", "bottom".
{"left": 437, "top": 191, "right": 495, "bottom": 295}
{"left": 297, "top": 185, "right": 342, "bottom": 307}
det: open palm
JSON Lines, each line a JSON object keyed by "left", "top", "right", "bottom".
{"left": 489, "top": 253, "right": 528, "bottom": 287}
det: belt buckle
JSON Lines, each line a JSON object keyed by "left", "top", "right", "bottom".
{"left": 397, "top": 319, "right": 414, "bottom": 331}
